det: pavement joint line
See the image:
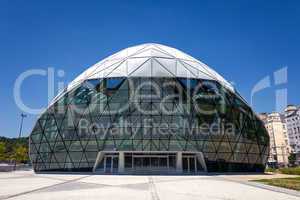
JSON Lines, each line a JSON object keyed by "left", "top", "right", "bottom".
{"left": 78, "top": 180, "right": 149, "bottom": 191}
{"left": 2, "top": 173, "right": 300, "bottom": 199}
{"left": 152, "top": 176, "right": 239, "bottom": 185}
{"left": 149, "top": 176, "right": 217, "bottom": 184}
{"left": 148, "top": 176, "right": 160, "bottom": 200}
{"left": 0, "top": 175, "right": 92, "bottom": 200}
{"left": 219, "top": 176, "right": 300, "bottom": 198}
{"left": 75, "top": 181, "right": 116, "bottom": 187}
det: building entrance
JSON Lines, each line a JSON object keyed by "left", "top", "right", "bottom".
{"left": 104, "top": 155, "right": 118, "bottom": 173}
{"left": 96, "top": 153, "right": 119, "bottom": 173}
{"left": 125, "top": 153, "right": 176, "bottom": 173}
{"left": 94, "top": 151, "right": 206, "bottom": 174}
{"left": 183, "top": 155, "right": 197, "bottom": 173}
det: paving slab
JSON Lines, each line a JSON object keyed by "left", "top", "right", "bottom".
{"left": 79, "top": 175, "right": 149, "bottom": 186}
{"left": 0, "top": 176, "right": 62, "bottom": 199}
{"left": 155, "top": 176, "right": 299, "bottom": 200}
{"left": 217, "top": 173, "right": 300, "bottom": 181}
{"left": 9, "top": 186, "right": 151, "bottom": 200}
{"left": 0, "top": 171, "right": 299, "bottom": 200}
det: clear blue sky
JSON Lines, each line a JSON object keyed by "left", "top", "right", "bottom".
{"left": 0, "top": 0, "right": 299, "bottom": 138}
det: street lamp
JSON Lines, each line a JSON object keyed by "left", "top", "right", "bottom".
{"left": 14, "top": 113, "right": 27, "bottom": 170}
{"left": 18, "top": 113, "right": 27, "bottom": 138}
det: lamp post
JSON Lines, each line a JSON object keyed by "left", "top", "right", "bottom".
{"left": 14, "top": 113, "right": 27, "bottom": 170}
{"left": 18, "top": 113, "right": 27, "bottom": 138}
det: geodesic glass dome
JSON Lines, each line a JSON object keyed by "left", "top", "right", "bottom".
{"left": 29, "top": 43, "right": 269, "bottom": 172}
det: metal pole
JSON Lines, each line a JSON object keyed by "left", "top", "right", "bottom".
{"left": 18, "top": 114, "right": 26, "bottom": 138}
{"left": 14, "top": 113, "right": 27, "bottom": 170}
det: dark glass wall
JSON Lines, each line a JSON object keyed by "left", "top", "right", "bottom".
{"left": 29, "top": 77, "right": 269, "bottom": 172}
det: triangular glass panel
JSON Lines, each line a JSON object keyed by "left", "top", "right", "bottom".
{"left": 129, "top": 58, "right": 152, "bottom": 77}
{"left": 176, "top": 60, "right": 197, "bottom": 78}
{"left": 127, "top": 58, "right": 149, "bottom": 75}
{"left": 152, "top": 58, "right": 174, "bottom": 77}
{"left": 155, "top": 58, "right": 177, "bottom": 76}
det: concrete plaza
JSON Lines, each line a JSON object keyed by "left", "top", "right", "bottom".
{"left": 0, "top": 171, "right": 299, "bottom": 200}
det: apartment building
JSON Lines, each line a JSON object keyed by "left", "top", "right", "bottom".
{"left": 259, "top": 112, "right": 289, "bottom": 166}
{"left": 284, "top": 105, "right": 300, "bottom": 164}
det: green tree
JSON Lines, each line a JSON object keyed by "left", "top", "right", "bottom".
{"left": 289, "top": 153, "right": 296, "bottom": 166}
{"left": 0, "top": 137, "right": 29, "bottom": 163}
{"left": 0, "top": 142, "right": 6, "bottom": 161}
{"left": 12, "top": 145, "right": 29, "bottom": 163}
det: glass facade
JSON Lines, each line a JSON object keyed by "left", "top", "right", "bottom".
{"left": 29, "top": 77, "right": 269, "bottom": 172}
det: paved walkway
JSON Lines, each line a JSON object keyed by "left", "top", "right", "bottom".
{"left": 0, "top": 171, "right": 299, "bottom": 200}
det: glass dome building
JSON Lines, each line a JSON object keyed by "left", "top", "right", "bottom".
{"left": 29, "top": 43, "right": 269, "bottom": 173}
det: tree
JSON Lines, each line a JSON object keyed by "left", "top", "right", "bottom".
{"left": 288, "top": 153, "right": 296, "bottom": 166}
{"left": 0, "top": 137, "right": 29, "bottom": 163}
{"left": 0, "top": 142, "right": 6, "bottom": 161}
{"left": 12, "top": 145, "right": 29, "bottom": 163}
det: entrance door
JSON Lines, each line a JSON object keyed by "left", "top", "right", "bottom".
{"left": 104, "top": 156, "right": 118, "bottom": 173}
{"left": 183, "top": 156, "right": 197, "bottom": 173}
{"left": 127, "top": 153, "right": 176, "bottom": 173}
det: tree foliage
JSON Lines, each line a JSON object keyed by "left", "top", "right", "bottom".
{"left": 11, "top": 145, "right": 28, "bottom": 162}
{"left": 0, "top": 137, "right": 29, "bottom": 163}
{"left": 288, "top": 153, "right": 297, "bottom": 166}
{"left": 0, "top": 142, "right": 6, "bottom": 160}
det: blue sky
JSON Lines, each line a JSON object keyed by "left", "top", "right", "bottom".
{"left": 0, "top": 0, "right": 299, "bottom": 138}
